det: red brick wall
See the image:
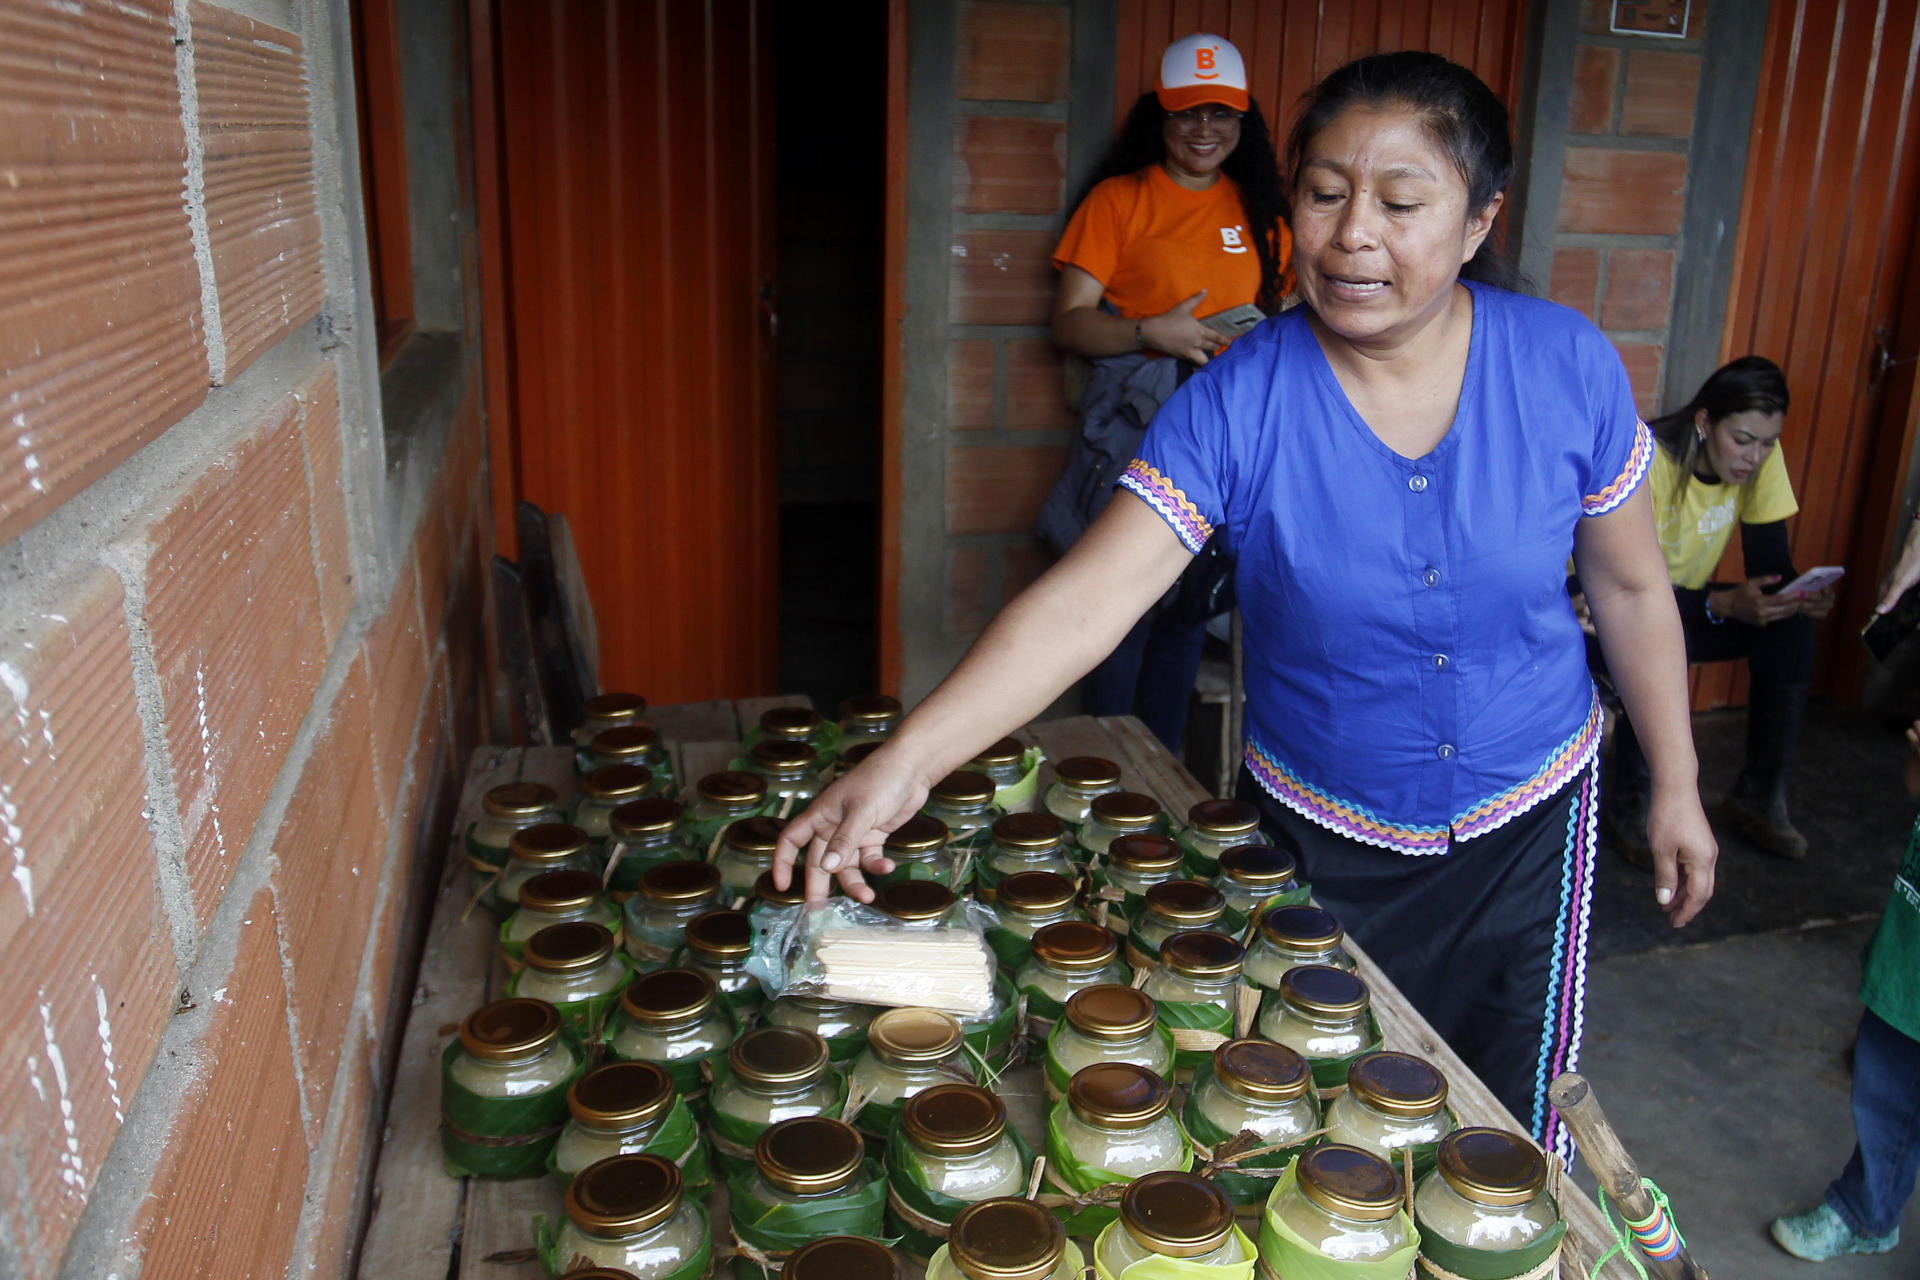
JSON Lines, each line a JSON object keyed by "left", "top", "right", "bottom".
{"left": 0, "top": 2, "right": 490, "bottom": 1277}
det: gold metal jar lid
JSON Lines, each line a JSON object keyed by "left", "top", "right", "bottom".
{"left": 1067, "top": 1061, "right": 1171, "bottom": 1128}
{"left": 902, "top": 1083, "right": 1008, "bottom": 1155}
{"left": 730, "top": 1025, "right": 830, "bottom": 1087}
{"left": 1159, "top": 930, "right": 1244, "bottom": 981}
{"left": 1216, "top": 843, "right": 1297, "bottom": 887}
{"left": 971, "top": 736, "right": 1024, "bottom": 768}
{"left": 867, "top": 1007, "right": 964, "bottom": 1062}
{"left": 1213, "top": 1039, "right": 1311, "bottom": 1102}
{"left": 583, "top": 764, "right": 654, "bottom": 801}
{"left": 1436, "top": 1128, "right": 1546, "bottom": 1208}
{"left": 683, "top": 909, "right": 751, "bottom": 962}
{"left": 482, "top": 781, "right": 559, "bottom": 820}
{"left": 1346, "top": 1051, "right": 1448, "bottom": 1119}
{"left": 1280, "top": 964, "right": 1370, "bottom": 1018}
{"left": 1259, "top": 905, "right": 1342, "bottom": 952}
{"left": 1143, "top": 880, "right": 1226, "bottom": 928}
{"left": 991, "top": 811, "right": 1065, "bottom": 850}
{"left": 640, "top": 860, "right": 723, "bottom": 905}
{"left": 1064, "top": 984, "right": 1157, "bottom": 1041}
{"left": 1030, "top": 921, "right": 1118, "bottom": 972}
{"left": 756, "top": 1115, "right": 865, "bottom": 1194}
{"left": 518, "top": 869, "right": 604, "bottom": 914}
{"left": 948, "top": 1198, "right": 1068, "bottom": 1280}
{"left": 525, "top": 921, "right": 616, "bottom": 973}
{"left": 566, "top": 1152, "right": 683, "bottom": 1237}
{"left": 724, "top": 816, "right": 788, "bottom": 856}
{"left": 1054, "top": 756, "right": 1121, "bottom": 789}
{"left": 582, "top": 691, "right": 648, "bottom": 724}
{"left": 699, "top": 770, "right": 768, "bottom": 808}
{"left": 1120, "top": 1171, "right": 1236, "bottom": 1257}
{"left": 884, "top": 814, "right": 950, "bottom": 856}
{"left": 876, "top": 880, "right": 956, "bottom": 923}
{"left": 1296, "top": 1144, "right": 1403, "bottom": 1221}
{"left": 1090, "top": 791, "right": 1162, "bottom": 831}
{"left": 592, "top": 724, "right": 662, "bottom": 760}
{"left": 1186, "top": 798, "right": 1259, "bottom": 837}
{"left": 761, "top": 705, "right": 824, "bottom": 740}
{"left": 1108, "top": 833, "right": 1184, "bottom": 873}
{"left": 753, "top": 870, "right": 809, "bottom": 908}
{"left": 460, "top": 998, "right": 562, "bottom": 1061}
{"left": 784, "top": 1236, "right": 901, "bottom": 1280}
{"left": 750, "top": 739, "right": 818, "bottom": 776}
{"left": 930, "top": 770, "right": 995, "bottom": 808}
{"left": 840, "top": 694, "right": 903, "bottom": 725}
{"left": 997, "top": 871, "right": 1077, "bottom": 916}
{"left": 620, "top": 967, "right": 718, "bottom": 1025}
{"left": 610, "top": 797, "right": 682, "bottom": 836}
{"left": 570, "top": 1060, "right": 674, "bottom": 1130}
{"left": 841, "top": 742, "right": 883, "bottom": 769}
{"left": 509, "top": 822, "right": 591, "bottom": 864}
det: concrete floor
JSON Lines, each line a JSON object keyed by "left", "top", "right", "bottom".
{"left": 1579, "top": 701, "right": 1919, "bottom": 1276}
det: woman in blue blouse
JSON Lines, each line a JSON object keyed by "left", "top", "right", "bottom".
{"left": 776, "top": 52, "right": 1716, "bottom": 1155}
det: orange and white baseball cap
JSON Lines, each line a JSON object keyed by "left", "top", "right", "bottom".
{"left": 1156, "top": 34, "right": 1249, "bottom": 113}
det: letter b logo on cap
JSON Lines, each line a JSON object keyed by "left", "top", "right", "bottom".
{"left": 1157, "top": 33, "right": 1248, "bottom": 111}
{"left": 1195, "top": 46, "right": 1218, "bottom": 77}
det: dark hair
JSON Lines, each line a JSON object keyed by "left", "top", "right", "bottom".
{"left": 1070, "top": 93, "right": 1292, "bottom": 312}
{"left": 1648, "top": 355, "right": 1791, "bottom": 499}
{"left": 1284, "top": 51, "right": 1517, "bottom": 288}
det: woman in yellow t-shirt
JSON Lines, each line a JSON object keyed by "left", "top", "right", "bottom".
{"left": 1600, "top": 356, "right": 1833, "bottom": 861}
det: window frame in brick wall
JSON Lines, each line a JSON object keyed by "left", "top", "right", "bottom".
{"left": 351, "top": 0, "right": 415, "bottom": 367}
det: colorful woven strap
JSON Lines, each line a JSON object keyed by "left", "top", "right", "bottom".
{"left": 1593, "top": 1177, "right": 1685, "bottom": 1278}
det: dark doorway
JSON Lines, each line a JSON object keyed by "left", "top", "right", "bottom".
{"left": 771, "top": 2, "right": 886, "bottom": 709}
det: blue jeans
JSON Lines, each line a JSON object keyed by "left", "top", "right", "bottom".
{"left": 1827, "top": 1009, "right": 1920, "bottom": 1237}
{"left": 1082, "top": 605, "right": 1206, "bottom": 754}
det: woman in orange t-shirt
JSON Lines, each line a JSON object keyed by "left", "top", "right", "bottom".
{"left": 1035, "top": 33, "right": 1292, "bottom": 751}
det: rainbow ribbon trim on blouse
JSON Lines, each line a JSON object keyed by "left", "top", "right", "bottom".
{"left": 1582, "top": 419, "right": 1653, "bottom": 516}
{"left": 1119, "top": 459, "right": 1214, "bottom": 554}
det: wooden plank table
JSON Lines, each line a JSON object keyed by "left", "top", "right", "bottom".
{"left": 358, "top": 703, "right": 1636, "bottom": 1279}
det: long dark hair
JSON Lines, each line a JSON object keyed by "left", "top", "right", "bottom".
{"left": 1649, "top": 355, "right": 1791, "bottom": 502}
{"left": 1284, "top": 51, "right": 1518, "bottom": 289}
{"left": 1070, "top": 93, "right": 1291, "bottom": 312}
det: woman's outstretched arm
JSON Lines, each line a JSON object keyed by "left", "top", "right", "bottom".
{"left": 773, "top": 493, "right": 1195, "bottom": 901}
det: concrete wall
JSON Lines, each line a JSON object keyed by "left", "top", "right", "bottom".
{"left": 0, "top": 1, "right": 491, "bottom": 1276}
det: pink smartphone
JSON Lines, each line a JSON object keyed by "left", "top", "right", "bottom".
{"left": 1778, "top": 565, "right": 1845, "bottom": 597}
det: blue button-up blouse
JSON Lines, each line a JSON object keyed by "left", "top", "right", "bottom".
{"left": 1120, "top": 281, "right": 1651, "bottom": 855}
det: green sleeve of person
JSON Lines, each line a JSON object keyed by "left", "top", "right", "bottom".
{"left": 1860, "top": 812, "right": 1920, "bottom": 1043}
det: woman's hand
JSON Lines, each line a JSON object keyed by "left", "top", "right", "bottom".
{"left": 1138, "top": 290, "right": 1228, "bottom": 364}
{"left": 1710, "top": 576, "right": 1801, "bottom": 626}
{"left": 1875, "top": 517, "right": 1920, "bottom": 615}
{"left": 1647, "top": 782, "right": 1717, "bottom": 927}
{"left": 771, "top": 750, "right": 928, "bottom": 903}
{"left": 1796, "top": 586, "right": 1837, "bottom": 620}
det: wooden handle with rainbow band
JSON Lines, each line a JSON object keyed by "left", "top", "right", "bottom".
{"left": 1549, "top": 1072, "right": 1710, "bottom": 1280}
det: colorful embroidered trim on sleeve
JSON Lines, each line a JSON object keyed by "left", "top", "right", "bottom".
{"left": 1582, "top": 419, "right": 1652, "bottom": 517}
{"left": 1451, "top": 692, "right": 1604, "bottom": 840}
{"left": 1118, "top": 459, "right": 1214, "bottom": 554}
{"left": 1244, "top": 740, "right": 1452, "bottom": 855}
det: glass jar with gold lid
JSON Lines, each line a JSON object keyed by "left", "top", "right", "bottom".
{"left": 928, "top": 1198, "right": 1085, "bottom": 1280}
{"left": 552, "top": 1153, "right": 710, "bottom": 1278}
{"left": 574, "top": 690, "right": 649, "bottom": 745}
{"left": 443, "top": 998, "right": 583, "bottom": 1178}
{"left": 1414, "top": 1128, "right": 1560, "bottom": 1259}
{"left": 601, "top": 797, "right": 692, "bottom": 894}
{"left": 1141, "top": 930, "right": 1243, "bottom": 1012}
{"left": 747, "top": 740, "right": 823, "bottom": 809}
{"left": 1093, "top": 1171, "right": 1254, "bottom": 1279}
{"left": 686, "top": 771, "right": 771, "bottom": 849}
{"left": 733, "top": 1116, "right": 883, "bottom": 1266}
{"left": 891, "top": 1084, "right": 1029, "bottom": 1215}
{"left": 1257, "top": 965, "right": 1381, "bottom": 1089}
{"left": 1078, "top": 792, "right": 1169, "bottom": 859}
{"left": 968, "top": 737, "right": 1028, "bottom": 789}
{"left": 876, "top": 879, "right": 961, "bottom": 928}
{"left": 1176, "top": 800, "right": 1264, "bottom": 874}
{"left": 677, "top": 909, "right": 761, "bottom": 1014}
{"left": 714, "top": 816, "right": 788, "bottom": 893}
{"left": 922, "top": 771, "right": 999, "bottom": 846}
{"left": 1210, "top": 845, "right": 1304, "bottom": 915}
{"left": 764, "top": 995, "right": 876, "bottom": 1063}
{"left": 839, "top": 695, "right": 903, "bottom": 751}
{"left": 981, "top": 813, "right": 1074, "bottom": 893}
{"left": 1129, "top": 881, "right": 1228, "bottom": 960}
{"left": 1044, "top": 757, "right": 1124, "bottom": 828}
{"left": 583, "top": 724, "right": 674, "bottom": 784}
{"left": 709, "top": 1028, "right": 842, "bottom": 1172}
{"left": 1048, "top": 1062, "right": 1188, "bottom": 1188}
{"left": 1323, "top": 1051, "right": 1455, "bottom": 1173}
{"left": 1100, "top": 834, "right": 1185, "bottom": 902}
{"left": 1016, "top": 922, "right": 1128, "bottom": 1018}
{"left": 870, "top": 814, "right": 959, "bottom": 889}
{"left": 504, "top": 869, "right": 622, "bottom": 961}
{"left": 499, "top": 823, "right": 595, "bottom": 907}
{"left": 992, "top": 871, "right": 1083, "bottom": 942}
{"left": 750, "top": 869, "right": 831, "bottom": 931}
{"left": 449, "top": 997, "right": 580, "bottom": 1098}
{"left": 575, "top": 765, "right": 659, "bottom": 842}
{"left": 847, "top": 1008, "right": 969, "bottom": 1138}
{"left": 468, "top": 781, "right": 562, "bottom": 868}
{"left": 509, "top": 922, "right": 634, "bottom": 1032}
{"left": 1242, "top": 905, "right": 1351, "bottom": 991}
{"left": 1183, "top": 1040, "right": 1320, "bottom": 1207}
{"left": 623, "top": 862, "right": 725, "bottom": 968}
{"left": 785, "top": 1237, "right": 902, "bottom": 1280}
{"left": 605, "top": 968, "right": 735, "bottom": 1092}
{"left": 1267, "top": 1146, "right": 1413, "bottom": 1266}
{"left": 552, "top": 1060, "right": 678, "bottom": 1181}
{"left": 759, "top": 705, "right": 834, "bottom": 754}
{"left": 1044, "top": 985, "right": 1174, "bottom": 1098}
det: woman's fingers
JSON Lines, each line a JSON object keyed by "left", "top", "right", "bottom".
{"left": 1648, "top": 791, "right": 1717, "bottom": 927}
{"left": 772, "top": 800, "right": 836, "bottom": 890}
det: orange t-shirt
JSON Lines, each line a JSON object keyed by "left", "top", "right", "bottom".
{"left": 1051, "top": 165, "right": 1289, "bottom": 320}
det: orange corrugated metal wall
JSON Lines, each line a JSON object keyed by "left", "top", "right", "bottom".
{"left": 495, "top": 0, "right": 778, "bottom": 703}
{"left": 1693, "top": 0, "right": 1920, "bottom": 709}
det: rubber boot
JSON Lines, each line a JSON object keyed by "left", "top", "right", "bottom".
{"left": 1720, "top": 680, "right": 1811, "bottom": 860}
{"left": 1602, "top": 716, "right": 1654, "bottom": 870}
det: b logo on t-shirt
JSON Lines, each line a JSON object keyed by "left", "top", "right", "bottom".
{"left": 1221, "top": 225, "right": 1248, "bottom": 254}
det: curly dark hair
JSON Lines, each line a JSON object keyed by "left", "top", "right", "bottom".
{"left": 1069, "top": 92, "right": 1292, "bottom": 312}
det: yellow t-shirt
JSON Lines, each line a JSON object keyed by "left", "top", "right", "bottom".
{"left": 1651, "top": 444, "right": 1799, "bottom": 589}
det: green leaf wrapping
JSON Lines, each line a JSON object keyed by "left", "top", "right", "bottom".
{"left": 1413, "top": 1204, "right": 1566, "bottom": 1280}
{"left": 1043, "top": 1099, "right": 1193, "bottom": 1237}
{"left": 869, "top": 856, "right": 971, "bottom": 892}
{"left": 1092, "top": 1219, "right": 1258, "bottom": 1280}
{"left": 439, "top": 1035, "right": 586, "bottom": 1179}
{"left": 534, "top": 1202, "right": 714, "bottom": 1280}
{"left": 465, "top": 823, "right": 512, "bottom": 869}
{"left": 1256, "top": 1163, "right": 1419, "bottom": 1280}
{"left": 726, "top": 1159, "right": 887, "bottom": 1280}
{"left": 603, "top": 845, "right": 698, "bottom": 895}
{"left": 986, "top": 924, "right": 1034, "bottom": 973}
{"left": 883, "top": 1116, "right": 1036, "bottom": 1258}
{"left": 705, "top": 1063, "right": 849, "bottom": 1177}
{"left": 1042, "top": 1020, "right": 1177, "bottom": 1097}
{"left": 507, "top": 953, "right": 639, "bottom": 1040}
{"left": 1154, "top": 999, "right": 1235, "bottom": 1073}
{"left": 1180, "top": 1075, "right": 1317, "bottom": 1206}
{"left": 960, "top": 974, "right": 1019, "bottom": 1061}
{"left": 992, "top": 747, "right": 1046, "bottom": 811}
{"left": 545, "top": 1094, "right": 711, "bottom": 1193}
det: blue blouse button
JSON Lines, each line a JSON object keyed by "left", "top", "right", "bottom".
{"left": 1437, "top": 743, "right": 1456, "bottom": 760}
{"left": 1422, "top": 566, "right": 1440, "bottom": 588}
{"left": 1408, "top": 474, "right": 1429, "bottom": 493}
{"left": 1433, "top": 654, "right": 1450, "bottom": 670}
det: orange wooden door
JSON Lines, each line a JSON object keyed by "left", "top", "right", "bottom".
{"left": 1692, "top": 0, "right": 1920, "bottom": 708}
{"left": 488, "top": 0, "right": 778, "bottom": 703}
